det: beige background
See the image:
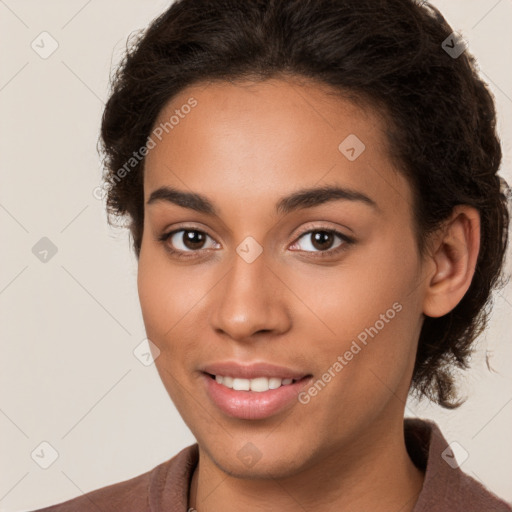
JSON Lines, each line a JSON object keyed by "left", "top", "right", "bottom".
{"left": 0, "top": 1, "right": 511, "bottom": 510}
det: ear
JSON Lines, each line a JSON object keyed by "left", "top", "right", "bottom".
{"left": 422, "top": 205, "right": 481, "bottom": 318}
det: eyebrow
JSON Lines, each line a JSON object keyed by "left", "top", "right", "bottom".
{"left": 146, "top": 184, "right": 378, "bottom": 216}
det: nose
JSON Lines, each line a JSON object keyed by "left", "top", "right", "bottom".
{"left": 209, "top": 249, "right": 292, "bottom": 342}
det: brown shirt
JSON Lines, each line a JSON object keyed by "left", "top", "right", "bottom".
{"left": 30, "top": 419, "right": 511, "bottom": 511}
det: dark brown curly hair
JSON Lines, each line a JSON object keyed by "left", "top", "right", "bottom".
{"left": 99, "top": 0, "right": 510, "bottom": 408}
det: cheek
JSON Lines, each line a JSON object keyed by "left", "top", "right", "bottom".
{"left": 291, "top": 234, "right": 420, "bottom": 343}
{"left": 136, "top": 245, "right": 214, "bottom": 383}
{"left": 137, "top": 258, "right": 171, "bottom": 339}
{"left": 291, "top": 235, "right": 422, "bottom": 400}
{"left": 137, "top": 246, "right": 202, "bottom": 337}
{"left": 137, "top": 252, "right": 199, "bottom": 407}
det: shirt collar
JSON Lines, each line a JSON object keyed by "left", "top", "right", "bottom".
{"left": 148, "top": 419, "right": 502, "bottom": 511}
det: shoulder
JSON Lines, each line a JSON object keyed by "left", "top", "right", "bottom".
{"left": 420, "top": 466, "right": 512, "bottom": 512}
{"left": 406, "top": 418, "right": 512, "bottom": 512}
{"left": 30, "top": 470, "right": 151, "bottom": 512}
{"left": 454, "top": 471, "right": 512, "bottom": 511}
{"left": 27, "top": 444, "right": 199, "bottom": 512}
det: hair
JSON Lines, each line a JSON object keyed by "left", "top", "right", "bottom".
{"left": 99, "top": 0, "right": 509, "bottom": 408}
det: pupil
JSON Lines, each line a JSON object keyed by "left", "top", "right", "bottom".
{"left": 312, "top": 231, "right": 333, "bottom": 251}
{"left": 184, "top": 230, "right": 205, "bottom": 249}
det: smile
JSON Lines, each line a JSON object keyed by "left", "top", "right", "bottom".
{"left": 210, "top": 374, "right": 299, "bottom": 392}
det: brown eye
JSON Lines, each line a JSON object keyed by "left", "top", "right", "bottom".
{"left": 180, "top": 230, "right": 207, "bottom": 250}
{"left": 163, "top": 229, "right": 218, "bottom": 254}
{"left": 293, "top": 229, "right": 348, "bottom": 253}
{"left": 310, "top": 231, "right": 336, "bottom": 251}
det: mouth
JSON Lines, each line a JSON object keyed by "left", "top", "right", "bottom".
{"left": 202, "top": 371, "right": 313, "bottom": 420}
{"left": 205, "top": 373, "right": 306, "bottom": 392}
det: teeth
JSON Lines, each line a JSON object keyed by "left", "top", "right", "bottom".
{"left": 214, "top": 375, "right": 297, "bottom": 392}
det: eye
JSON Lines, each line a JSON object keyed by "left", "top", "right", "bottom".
{"left": 290, "top": 228, "right": 353, "bottom": 256}
{"left": 158, "top": 227, "right": 219, "bottom": 258}
{"left": 158, "top": 225, "right": 354, "bottom": 260}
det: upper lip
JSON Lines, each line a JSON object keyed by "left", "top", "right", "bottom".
{"left": 201, "top": 361, "right": 310, "bottom": 380}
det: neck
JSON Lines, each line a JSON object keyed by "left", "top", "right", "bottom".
{"left": 188, "top": 418, "right": 424, "bottom": 512}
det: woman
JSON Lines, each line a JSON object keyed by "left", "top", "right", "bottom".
{"left": 32, "top": 0, "right": 511, "bottom": 510}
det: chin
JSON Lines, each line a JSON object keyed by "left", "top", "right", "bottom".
{"left": 214, "top": 452, "right": 308, "bottom": 480}
{"left": 201, "top": 435, "right": 316, "bottom": 480}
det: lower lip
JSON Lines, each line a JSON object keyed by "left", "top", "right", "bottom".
{"left": 202, "top": 373, "right": 312, "bottom": 420}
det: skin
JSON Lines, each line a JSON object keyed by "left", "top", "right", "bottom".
{"left": 137, "top": 77, "right": 480, "bottom": 511}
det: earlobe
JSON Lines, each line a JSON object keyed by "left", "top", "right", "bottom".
{"left": 422, "top": 206, "right": 481, "bottom": 318}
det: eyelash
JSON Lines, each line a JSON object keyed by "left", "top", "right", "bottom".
{"left": 157, "top": 225, "right": 355, "bottom": 260}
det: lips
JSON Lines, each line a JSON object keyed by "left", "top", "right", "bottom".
{"left": 200, "top": 361, "right": 313, "bottom": 420}
{"left": 203, "top": 374, "right": 311, "bottom": 420}
{"left": 201, "top": 361, "right": 309, "bottom": 380}
{"left": 210, "top": 374, "right": 300, "bottom": 392}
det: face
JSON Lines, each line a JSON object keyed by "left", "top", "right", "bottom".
{"left": 137, "top": 77, "right": 429, "bottom": 479}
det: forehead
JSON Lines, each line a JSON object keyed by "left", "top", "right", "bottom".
{"left": 143, "top": 78, "right": 411, "bottom": 217}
